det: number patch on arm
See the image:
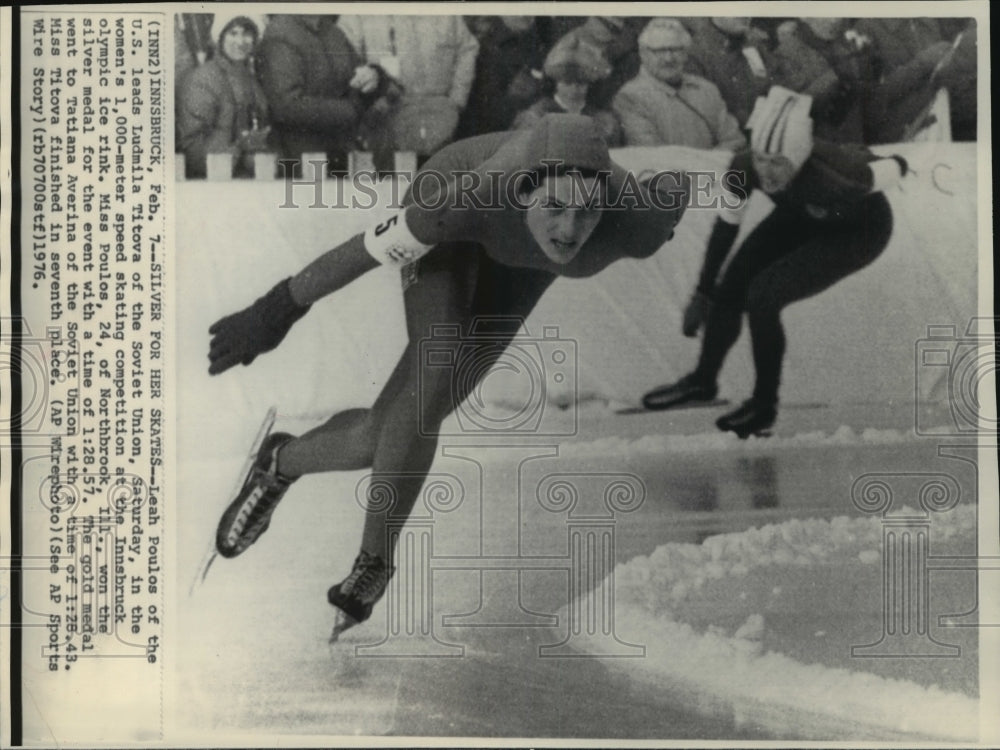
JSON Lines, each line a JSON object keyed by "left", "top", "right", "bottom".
{"left": 363, "top": 208, "right": 436, "bottom": 266}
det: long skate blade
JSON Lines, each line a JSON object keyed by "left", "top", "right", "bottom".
{"left": 191, "top": 407, "right": 278, "bottom": 596}
{"left": 229, "top": 406, "right": 278, "bottom": 500}
{"left": 620, "top": 398, "right": 730, "bottom": 415}
{"left": 214, "top": 406, "right": 279, "bottom": 553}
{"left": 329, "top": 610, "right": 360, "bottom": 644}
{"left": 188, "top": 547, "right": 218, "bottom": 598}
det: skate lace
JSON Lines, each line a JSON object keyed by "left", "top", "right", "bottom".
{"left": 342, "top": 552, "right": 390, "bottom": 603}
{"left": 231, "top": 450, "right": 292, "bottom": 539}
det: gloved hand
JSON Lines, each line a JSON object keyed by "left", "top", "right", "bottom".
{"left": 236, "top": 126, "right": 271, "bottom": 153}
{"left": 349, "top": 64, "right": 380, "bottom": 95}
{"left": 682, "top": 289, "right": 713, "bottom": 338}
{"left": 208, "top": 278, "right": 311, "bottom": 375}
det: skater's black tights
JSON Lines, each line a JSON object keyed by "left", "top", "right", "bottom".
{"left": 693, "top": 194, "right": 893, "bottom": 404}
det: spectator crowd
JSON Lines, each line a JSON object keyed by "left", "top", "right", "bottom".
{"left": 175, "top": 13, "right": 977, "bottom": 179}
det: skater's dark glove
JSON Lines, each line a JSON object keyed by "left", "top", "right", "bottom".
{"left": 682, "top": 289, "right": 713, "bottom": 338}
{"left": 208, "top": 278, "right": 311, "bottom": 375}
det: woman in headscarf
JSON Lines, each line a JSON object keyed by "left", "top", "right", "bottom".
{"left": 177, "top": 14, "right": 271, "bottom": 178}
{"left": 643, "top": 86, "right": 905, "bottom": 438}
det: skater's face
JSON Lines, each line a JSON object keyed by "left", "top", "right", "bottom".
{"left": 221, "top": 24, "right": 256, "bottom": 63}
{"left": 752, "top": 152, "right": 797, "bottom": 194}
{"left": 524, "top": 174, "right": 604, "bottom": 264}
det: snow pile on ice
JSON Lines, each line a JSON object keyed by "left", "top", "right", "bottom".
{"left": 560, "top": 504, "right": 979, "bottom": 740}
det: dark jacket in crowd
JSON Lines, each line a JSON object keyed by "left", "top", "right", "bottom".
{"left": 770, "top": 20, "right": 876, "bottom": 143}
{"left": 456, "top": 17, "right": 546, "bottom": 138}
{"left": 177, "top": 54, "right": 269, "bottom": 178}
{"left": 257, "top": 15, "right": 363, "bottom": 167}
{"left": 854, "top": 18, "right": 951, "bottom": 143}
{"left": 684, "top": 18, "right": 774, "bottom": 127}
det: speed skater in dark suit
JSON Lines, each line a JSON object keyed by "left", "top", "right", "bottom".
{"left": 206, "top": 114, "right": 690, "bottom": 639}
{"left": 643, "top": 86, "right": 904, "bottom": 438}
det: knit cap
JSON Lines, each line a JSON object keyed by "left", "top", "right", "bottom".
{"left": 745, "top": 86, "right": 814, "bottom": 170}
{"left": 210, "top": 12, "right": 265, "bottom": 47}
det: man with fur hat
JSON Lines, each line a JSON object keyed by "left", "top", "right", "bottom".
{"left": 513, "top": 32, "right": 622, "bottom": 145}
{"left": 643, "top": 86, "right": 905, "bottom": 438}
{"left": 205, "top": 114, "right": 690, "bottom": 639}
{"left": 613, "top": 18, "right": 746, "bottom": 150}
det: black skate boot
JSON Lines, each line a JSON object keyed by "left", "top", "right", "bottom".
{"left": 215, "top": 432, "right": 296, "bottom": 558}
{"left": 715, "top": 399, "right": 777, "bottom": 439}
{"left": 328, "top": 551, "right": 395, "bottom": 642}
{"left": 642, "top": 373, "right": 718, "bottom": 411}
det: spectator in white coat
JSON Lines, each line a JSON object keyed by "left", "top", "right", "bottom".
{"left": 337, "top": 15, "right": 479, "bottom": 158}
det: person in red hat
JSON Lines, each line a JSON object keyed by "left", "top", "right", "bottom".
{"left": 206, "top": 113, "right": 689, "bottom": 638}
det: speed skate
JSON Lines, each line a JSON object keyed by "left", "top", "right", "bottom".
{"left": 188, "top": 406, "right": 278, "bottom": 595}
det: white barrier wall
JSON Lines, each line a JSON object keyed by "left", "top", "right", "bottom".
{"left": 176, "top": 143, "right": 979, "bottom": 440}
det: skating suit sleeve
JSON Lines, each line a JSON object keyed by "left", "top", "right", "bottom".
{"left": 773, "top": 140, "right": 899, "bottom": 220}
{"left": 695, "top": 151, "right": 751, "bottom": 292}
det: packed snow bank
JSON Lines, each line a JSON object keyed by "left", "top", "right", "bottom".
{"left": 177, "top": 142, "right": 978, "bottom": 428}
{"left": 559, "top": 504, "right": 979, "bottom": 741}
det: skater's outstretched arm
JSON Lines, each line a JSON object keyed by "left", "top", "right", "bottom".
{"left": 287, "top": 232, "right": 381, "bottom": 306}
{"left": 208, "top": 203, "right": 455, "bottom": 375}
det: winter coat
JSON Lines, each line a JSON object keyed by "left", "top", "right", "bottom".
{"left": 337, "top": 15, "right": 479, "bottom": 108}
{"left": 684, "top": 18, "right": 774, "bottom": 127}
{"left": 257, "top": 15, "right": 363, "bottom": 163}
{"left": 612, "top": 68, "right": 746, "bottom": 150}
{"left": 769, "top": 21, "right": 875, "bottom": 143}
{"left": 456, "top": 17, "right": 546, "bottom": 137}
{"left": 337, "top": 15, "right": 480, "bottom": 155}
{"left": 176, "top": 55, "right": 269, "bottom": 178}
{"left": 853, "top": 18, "right": 948, "bottom": 143}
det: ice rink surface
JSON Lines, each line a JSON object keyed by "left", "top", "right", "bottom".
{"left": 177, "top": 402, "right": 984, "bottom": 742}
{"left": 172, "top": 141, "right": 985, "bottom": 742}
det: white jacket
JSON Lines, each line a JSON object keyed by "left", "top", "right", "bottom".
{"left": 338, "top": 15, "right": 479, "bottom": 108}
